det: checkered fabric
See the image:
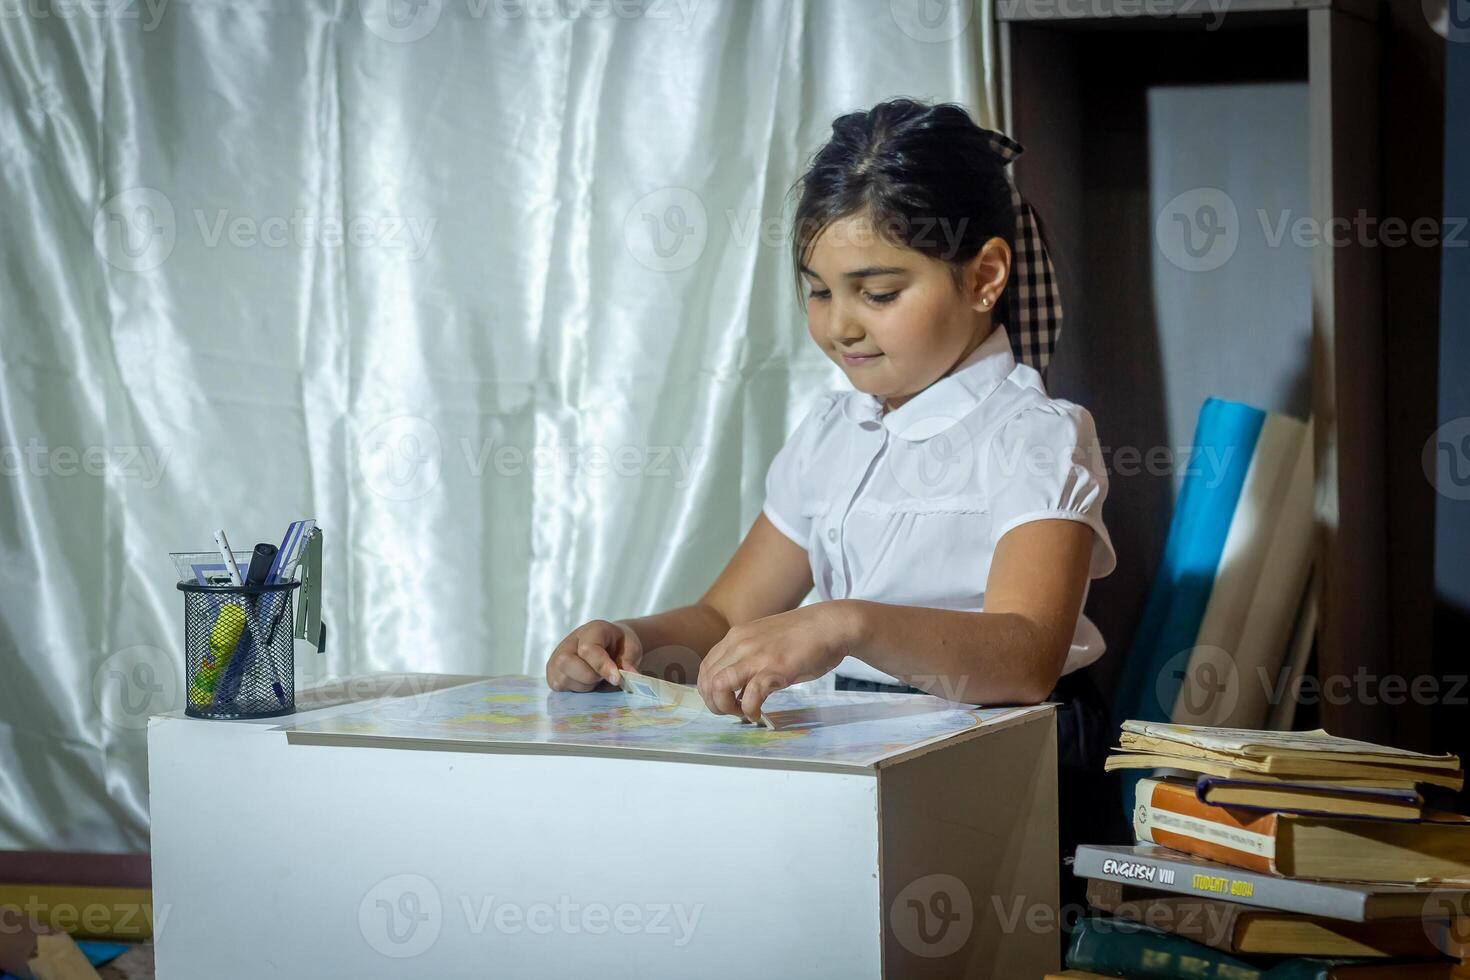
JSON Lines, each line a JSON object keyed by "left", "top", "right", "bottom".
{"left": 982, "top": 128, "right": 1064, "bottom": 375}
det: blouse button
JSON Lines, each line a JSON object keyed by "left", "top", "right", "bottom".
{"left": 827, "top": 528, "right": 837, "bottom": 542}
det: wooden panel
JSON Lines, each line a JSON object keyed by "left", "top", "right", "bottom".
{"left": 1308, "top": 7, "right": 1388, "bottom": 741}
{"left": 1004, "top": 21, "right": 1311, "bottom": 708}
{"left": 1379, "top": 0, "right": 1448, "bottom": 752}
{"left": 879, "top": 710, "right": 1059, "bottom": 978}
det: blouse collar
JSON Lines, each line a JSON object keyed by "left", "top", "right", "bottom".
{"left": 842, "top": 323, "right": 1018, "bottom": 442}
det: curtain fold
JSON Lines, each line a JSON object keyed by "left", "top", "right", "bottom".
{"left": 0, "top": 0, "right": 996, "bottom": 850}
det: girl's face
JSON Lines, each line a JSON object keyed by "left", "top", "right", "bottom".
{"left": 801, "top": 212, "right": 1009, "bottom": 411}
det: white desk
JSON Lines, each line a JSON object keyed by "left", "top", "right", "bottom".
{"left": 148, "top": 673, "right": 1059, "bottom": 978}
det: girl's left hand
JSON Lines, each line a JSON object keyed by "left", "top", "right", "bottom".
{"left": 696, "top": 601, "right": 856, "bottom": 724}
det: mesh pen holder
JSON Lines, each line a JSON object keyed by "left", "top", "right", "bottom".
{"left": 178, "top": 580, "right": 298, "bottom": 720}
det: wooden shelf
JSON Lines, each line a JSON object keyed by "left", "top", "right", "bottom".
{"left": 999, "top": 3, "right": 1398, "bottom": 742}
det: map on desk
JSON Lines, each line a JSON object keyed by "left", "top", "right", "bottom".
{"left": 282, "top": 675, "right": 1043, "bottom": 771}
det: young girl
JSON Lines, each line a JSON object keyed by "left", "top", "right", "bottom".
{"left": 546, "top": 100, "right": 1116, "bottom": 768}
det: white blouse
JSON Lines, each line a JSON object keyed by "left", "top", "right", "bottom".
{"left": 762, "top": 323, "right": 1118, "bottom": 686}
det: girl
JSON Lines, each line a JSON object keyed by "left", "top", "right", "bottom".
{"left": 546, "top": 100, "right": 1116, "bottom": 759}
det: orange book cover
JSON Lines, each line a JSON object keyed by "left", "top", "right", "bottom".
{"left": 1133, "top": 777, "right": 1283, "bottom": 874}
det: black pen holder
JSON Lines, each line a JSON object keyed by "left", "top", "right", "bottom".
{"left": 177, "top": 580, "right": 299, "bottom": 720}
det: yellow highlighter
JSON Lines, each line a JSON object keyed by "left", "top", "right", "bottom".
{"left": 189, "top": 603, "right": 246, "bottom": 708}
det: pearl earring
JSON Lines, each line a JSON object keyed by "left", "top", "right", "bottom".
{"left": 981, "top": 296, "right": 991, "bottom": 308}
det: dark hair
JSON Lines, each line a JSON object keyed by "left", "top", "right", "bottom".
{"left": 790, "top": 99, "right": 1016, "bottom": 317}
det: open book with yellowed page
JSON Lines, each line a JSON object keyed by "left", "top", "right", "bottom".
{"left": 1109, "top": 722, "right": 1464, "bottom": 792}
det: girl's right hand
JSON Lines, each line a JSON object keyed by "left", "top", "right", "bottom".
{"left": 546, "top": 619, "right": 645, "bottom": 692}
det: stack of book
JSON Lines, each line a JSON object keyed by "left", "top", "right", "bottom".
{"left": 1054, "top": 722, "right": 1470, "bottom": 979}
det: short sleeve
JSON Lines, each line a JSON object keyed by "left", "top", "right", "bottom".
{"left": 983, "top": 400, "right": 1117, "bottom": 579}
{"left": 762, "top": 393, "right": 839, "bottom": 547}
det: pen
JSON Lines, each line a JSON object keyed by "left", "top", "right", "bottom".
{"left": 246, "top": 543, "right": 288, "bottom": 706}
{"left": 213, "top": 529, "right": 243, "bottom": 586}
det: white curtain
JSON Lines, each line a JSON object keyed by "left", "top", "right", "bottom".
{"left": 0, "top": 0, "right": 997, "bottom": 851}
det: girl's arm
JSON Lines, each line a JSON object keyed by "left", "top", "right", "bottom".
{"left": 546, "top": 512, "right": 813, "bottom": 690}
{"left": 696, "top": 518, "right": 1095, "bottom": 718}
{"left": 626, "top": 512, "right": 814, "bottom": 656}
{"left": 841, "top": 518, "right": 1094, "bottom": 703}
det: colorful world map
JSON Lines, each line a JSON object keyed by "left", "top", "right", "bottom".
{"left": 284, "top": 674, "right": 1035, "bottom": 770}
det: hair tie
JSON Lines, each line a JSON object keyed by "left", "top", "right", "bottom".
{"left": 980, "top": 128, "right": 1064, "bottom": 376}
